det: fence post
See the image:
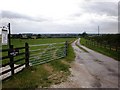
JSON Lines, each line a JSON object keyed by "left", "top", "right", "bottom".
{"left": 86, "top": 41, "right": 87, "bottom": 45}
{"left": 115, "top": 43, "right": 118, "bottom": 52}
{"left": 9, "top": 45, "right": 14, "bottom": 75}
{"left": 65, "top": 41, "right": 68, "bottom": 56}
{"left": 25, "top": 43, "right": 29, "bottom": 67}
{"left": 104, "top": 42, "right": 106, "bottom": 48}
{"left": 109, "top": 43, "right": 111, "bottom": 51}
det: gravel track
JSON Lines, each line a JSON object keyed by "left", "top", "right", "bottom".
{"left": 51, "top": 38, "right": 119, "bottom": 88}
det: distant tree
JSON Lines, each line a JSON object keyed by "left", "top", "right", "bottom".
{"left": 81, "top": 31, "right": 87, "bottom": 37}
{"left": 37, "top": 34, "right": 41, "bottom": 38}
{"left": 11, "top": 34, "right": 20, "bottom": 39}
{"left": 18, "top": 34, "right": 22, "bottom": 38}
{"left": 78, "top": 34, "right": 81, "bottom": 37}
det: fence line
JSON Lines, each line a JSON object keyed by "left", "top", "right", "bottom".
{"left": 0, "top": 43, "right": 29, "bottom": 80}
{"left": 1, "top": 41, "right": 68, "bottom": 80}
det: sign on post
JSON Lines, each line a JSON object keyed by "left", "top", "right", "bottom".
{"left": 2, "top": 29, "right": 8, "bottom": 45}
{"left": 10, "top": 48, "right": 19, "bottom": 56}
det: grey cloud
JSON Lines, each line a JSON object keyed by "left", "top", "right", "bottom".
{"left": 9, "top": 20, "right": 118, "bottom": 34}
{"left": 72, "top": 13, "right": 82, "bottom": 17}
{"left": 1, "top": 10, "right": 47, "bottom": 22}
{"left": 80, "top": 2, "right": 117, "bottom": 16}
{"left": 1, "top": 2, "right": 118, "bottom": 34}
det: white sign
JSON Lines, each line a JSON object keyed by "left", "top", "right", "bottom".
{"left": 2, "top": 29, "right": 8, "bottom": 45}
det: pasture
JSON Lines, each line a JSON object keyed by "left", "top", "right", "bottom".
{"left": 2, "top": 38, "right": 75, "bottom": 48}
{"left": 2, "top": 38, "right": 76, "bottom": 88}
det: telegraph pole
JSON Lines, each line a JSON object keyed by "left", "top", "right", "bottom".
{"left": 98, "top": 26, "right": 99, "bottom": 35}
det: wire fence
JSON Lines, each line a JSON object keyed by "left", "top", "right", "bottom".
{"left": 0, "top": 41, "right": 68, "bottom": 80}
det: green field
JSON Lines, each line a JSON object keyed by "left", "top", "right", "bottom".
{"left": 2, "top": 38, "right": 75, "bottom": 48}
{"left": 2, "top": 38, "right": 76, "bottom": 88}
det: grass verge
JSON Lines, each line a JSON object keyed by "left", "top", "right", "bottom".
{"left": 75, "top": 42, "right": 88, "bottom": 53}
{"left": 80, "top": 38, "right": 119, "bottom": 61}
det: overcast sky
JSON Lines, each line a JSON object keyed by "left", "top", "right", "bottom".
{"left": 0, "top": 0, "right": 119, "bottom": 34}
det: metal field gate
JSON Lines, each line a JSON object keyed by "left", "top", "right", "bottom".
{"left": 29, "top": 42, "right": 67, "bottom": 66}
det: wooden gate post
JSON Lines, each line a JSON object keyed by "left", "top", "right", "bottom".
{"left": 9, "top": 45, "right": 14, "bottom": 75}
{"left": 25, "top": 43, "right": 29, "bottom": 67}
{"left": 65, "top": 41, "right": 68, "bottom": 56}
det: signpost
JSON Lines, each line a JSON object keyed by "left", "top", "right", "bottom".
{"left": 2, "top": 28, "right": 8, "bottom": 45}
{"left": 2, "top": 23, "right": 19, "bottom": 56}
{"left": 10, "top": 48, "right": 19, "bottom": 56}
{"left": 1, "top": 23, "right": 11, "bottom": 46}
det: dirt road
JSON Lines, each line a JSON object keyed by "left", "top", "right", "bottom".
{"left": 51, "top": 38, "right": 119, "bottom": 88}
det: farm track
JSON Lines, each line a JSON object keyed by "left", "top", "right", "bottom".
{"left": 51, "top": 38, "right": 119, "bottom": 88}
